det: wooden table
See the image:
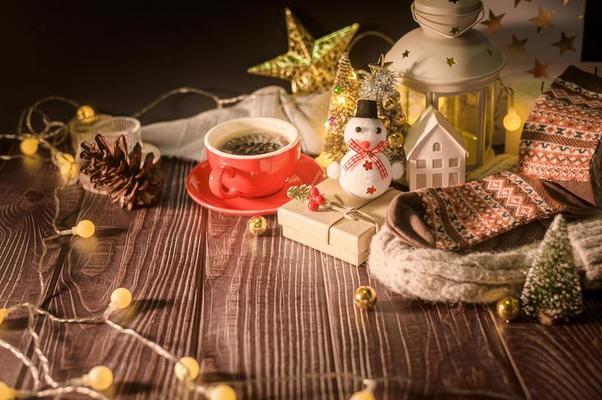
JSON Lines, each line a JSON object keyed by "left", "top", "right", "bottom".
{"left": 1, "top": 147, "right": 601, "bottom": 400}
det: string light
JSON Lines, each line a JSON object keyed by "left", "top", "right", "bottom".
{"left": 174, "top": 357, "right": 200, "bottom": 381}
{"left": 503, "top": 107, "right": 523, "bottom": 132}
{"left": 76, "top": 105, "right": 96, "bottom": 123}
{"left": 109, "top": 288, "right": 133, "bottom": 310}
{"left": 0, "top": 381, "right": 16, "bottom": 400}
{"left": 498, "top": 78, "right": 523, "bottom": 132}
{"left": 0, "top": 308, "right": 8, "bottom": 325}
{"left": 1, "top": 90, "right": 521, "bottom": 400}
{"left": 19, "top": 137, "right": 40, "bottom": 156}
{"left": 67, "top": 219, "right": 96, "bottom": 239}
{"left": 207, "top": 384, "right": 237, "bottom": 400}
{"left": 85, "top": 366, "right": 114, "bottom": 392}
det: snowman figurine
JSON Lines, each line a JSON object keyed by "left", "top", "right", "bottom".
{"left": 327, "top": 99, "right": 404, "bottom": 199}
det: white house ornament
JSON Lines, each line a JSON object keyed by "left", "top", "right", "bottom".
{"left": 327, "top": 100, "right": 404, "bottom": 199}
{"left": 404, "top": 106, "right": 467, "bottom": 191}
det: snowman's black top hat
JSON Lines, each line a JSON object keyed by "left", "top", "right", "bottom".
{"left": 355, "top": 99, "right": 379, "bottom": 119}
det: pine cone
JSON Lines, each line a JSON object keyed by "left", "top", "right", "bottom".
{"left": 80, "top": 134, "right": 164, "bottom": 210}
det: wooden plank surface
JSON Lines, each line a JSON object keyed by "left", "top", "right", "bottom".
{"left": 0, "top": 146, "right": 601, "bottom": 399}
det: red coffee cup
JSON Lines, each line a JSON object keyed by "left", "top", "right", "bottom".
{"left": 204, "top": 117, "right": 301, "bottom": 199}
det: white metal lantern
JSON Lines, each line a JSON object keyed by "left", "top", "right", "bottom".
{"left": 385, "top": 0, "right": 505, "bottom": 169}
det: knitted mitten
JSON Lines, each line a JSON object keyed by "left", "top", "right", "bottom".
{"left": 387, "top": 66, "right": 602, "bottom": 251}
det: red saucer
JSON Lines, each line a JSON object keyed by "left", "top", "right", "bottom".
{"left": 186, "top": 154, "right": 325, "bottom": 216}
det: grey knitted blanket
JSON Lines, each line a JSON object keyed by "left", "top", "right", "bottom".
{"left": 368, "top": 213, "right": 602, "bottom": 303}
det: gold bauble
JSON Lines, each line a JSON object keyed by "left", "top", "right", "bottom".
{"left": 354, "top": 286, "right": 377, "bottom": 309}
{"left": 382, "top": 97, "right": 395, "bottom": 111}
{"left": 496, "top": 296, "right": 520, "bottom": 323}
{"left": 248, "top": 216, "right": 268, "bottom": 236}
{"left": 76, "top": 105, "right": 96, "bottom": 123}
{"left": 388, "top": 134, "right": 405, "bottom": 149}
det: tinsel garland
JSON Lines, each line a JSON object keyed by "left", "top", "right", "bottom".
{"left": 322, "top": 52, "right": 359, "bottom": 162}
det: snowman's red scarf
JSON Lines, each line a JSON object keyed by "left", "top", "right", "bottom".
{"left": 343, "top": 139, "right": 389, "bottom": 179}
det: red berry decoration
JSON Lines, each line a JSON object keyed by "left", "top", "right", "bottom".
{"left": 313, "top": 194, "right": 326, "bottom": 205}
{"left": 307, "top": 200, "right": 319, "bottom": 212}
{"left": 310, "top": 187, "right": 321, "bottom": 197}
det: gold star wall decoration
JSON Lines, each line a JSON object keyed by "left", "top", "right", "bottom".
{"left": 526, "top": 59, "right": 550, "bottom": 78}
{"left": 508, "top": 35, "right": 528, "bottom": 54}
{"left": 529, "top": 7, "right": 555, "bottom": 33}
{"left": 481, "top": 10, "right": 505, "bottom": 34}
{"left": 446, "top": 57, "right": 456, "bottom": 68}
{"left": 552, "top": 31, "right": 576, "bottom": 56}
{"left": 248, "top": 8, "right": 359, "bottom": 94}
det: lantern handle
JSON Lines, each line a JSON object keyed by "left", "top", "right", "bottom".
{"left": 411, "top": 3, "right": 484, "bottom": 39}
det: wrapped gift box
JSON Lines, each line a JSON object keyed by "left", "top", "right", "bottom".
{"left": 277, "top": 179, "right": 400, "bottom": 266}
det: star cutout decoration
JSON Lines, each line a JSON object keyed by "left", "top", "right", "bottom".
{"left": 526, "top": 59, "right": 550, "bottom": 79}
{"left": 450, "top": 26, "right": 461, "bottom": 35}
{"left": 552, "top": 31, "right": 577, "bottom": 56}
{"left": 514, "top": 0, "right": 531, "bottom": 7}
{"left": 507, "top": 35, "right": 528, "bottom": 54}
{"left": 402, "top": 50, "right": 410, "bottom": 58}
{"left": 481, "top": 10, "right": 505, "bottom": 34}
{"left": 529, "top": 7, "right": 555, "bottom": 34}
{"left": 248, "top": 8, "right": 359, "bottom": 94}
{"left": 446, "top": 57, "right": 456, "bottom": 68}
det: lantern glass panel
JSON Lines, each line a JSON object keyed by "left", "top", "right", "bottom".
{"left": 436, "top": 91, "right": 480, "bottom": 167}
{"left": 399, "top": 86, "right": 427, "bottom": 125}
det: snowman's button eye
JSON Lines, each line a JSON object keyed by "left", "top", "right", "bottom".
{"left": 376, "top": 127, "right": 382, "bottom": 134}
{"left": 355, "top": 126, "right": 362, "bottom": 132}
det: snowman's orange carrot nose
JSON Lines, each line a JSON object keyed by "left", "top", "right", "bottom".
{"left": 359, "top": 141, "right": 371, "bottom": 150}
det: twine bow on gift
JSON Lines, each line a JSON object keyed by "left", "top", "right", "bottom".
{"left": 286, "top": 184, "right": 383, "bottom": 233}
{"left": 343, "top": 139, "right": 389, "bottom": 179}
{"left": 327, "top": 194, "right": 381, "bottom": 232}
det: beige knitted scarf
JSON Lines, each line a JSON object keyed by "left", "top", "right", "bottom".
{"left": 368, "top": 213, "right": 602, "bottom": 303}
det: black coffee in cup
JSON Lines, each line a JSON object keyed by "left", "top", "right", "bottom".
{"left": 219, "top": 132, "right": 289, "bottom": 156}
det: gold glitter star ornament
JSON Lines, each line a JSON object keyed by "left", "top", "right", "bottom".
{"left": 248, "top": 8, "right": 359, "bottom": 94}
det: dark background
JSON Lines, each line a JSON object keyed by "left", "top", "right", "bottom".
{"left": 1, "top": 0, "right": 600, "bottom": 133}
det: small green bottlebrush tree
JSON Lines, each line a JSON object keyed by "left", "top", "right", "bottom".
{"left": 520, "top": 215, "right": 584, "bottom": 325}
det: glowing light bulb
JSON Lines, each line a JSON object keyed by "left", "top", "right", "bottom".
{"left": 349, "top": 390, "right": 375, "bottom": 400}
{"left": 72, "top": 219, "right": 95, "bottom": 239}
{"left": 503, "top": 107, "right": 522, "bottom": 132}
{"left": 55, "top": 152, "right": 78, "bottom": 180}
{"left": 20, "top": 137, "right": 39, "bottom": 156}
{"left": 174, "top": 356, "right": 200, "bottom": 381}
{"left": 208, "top": 385, "right": 237, "bottom": 400}
{"left": 0, "top": 381, "right": 15, "bottom": 400}
{"left": 0, "top": 308, "right": 9, "bottom": 325}
{"left": 86, "top": 366, "right": 113, "bottom": 391}
{"left": 110, "top": 288, "right": 132, "bottom": 309}
{"left": 76, "top": 105, "right": 96, "bottom": 123}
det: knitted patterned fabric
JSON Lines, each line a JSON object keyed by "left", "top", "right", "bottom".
{"left": 386, "top": 66, "right": 602, "bottom": 252}
{"left": 416, "top": 171, "right": 567, "bottom": 251}
{"left": 518, "top": 75, "right": 602, "bottom": 184}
